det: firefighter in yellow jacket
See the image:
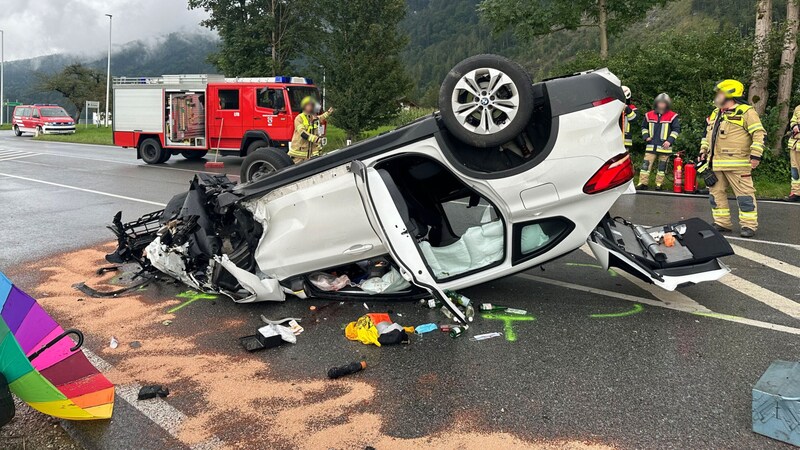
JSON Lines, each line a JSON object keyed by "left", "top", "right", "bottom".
{"left": 699, "top": 80, "right": 766, "bottom": 238}
{"left": 288, "top": 96, "right": 334, "bottom": 164}
{"left": 786, "top": 104, "right": 800, "bottom": 202}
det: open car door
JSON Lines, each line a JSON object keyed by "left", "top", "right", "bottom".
{"left": 351, "top": 161, "right": 468, "bottom": 323}
{"left": 587, "top": 215, "right": 734, "bottom": 291}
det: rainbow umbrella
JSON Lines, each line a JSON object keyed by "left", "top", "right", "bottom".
{"left": 0, "top": 271, "right": 114, "bottom": 420}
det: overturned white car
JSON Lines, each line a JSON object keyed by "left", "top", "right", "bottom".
{"left": 107, "top": 55, "right": 733, "bottom": 323}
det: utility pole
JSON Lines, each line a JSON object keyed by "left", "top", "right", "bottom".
{"left": 104, "top": 14, "right": 112, "bottom": 127}
{"left": 1, "top": 29, "right": 5, "bottom": 126}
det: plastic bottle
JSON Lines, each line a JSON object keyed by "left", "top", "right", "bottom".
{"left": 449, "top": 325, "right": 468, "bottom": 339}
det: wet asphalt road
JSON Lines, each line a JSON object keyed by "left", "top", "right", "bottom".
{"left": 1, "top": 131, "right": 800, "bottom": 449}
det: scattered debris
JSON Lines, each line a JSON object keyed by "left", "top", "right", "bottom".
{"left": 449, "top": 325, "right": 468, "bottom": 339}
{"left": 327, "top": 361, "right": 367, "bottom": 379}
{"left": 109, "top": 336, "right": 119, "bottom": 349}
{"left": 73, "top": 276, "right": 152, "bottom": 298}
{"left": 505, "top": 308, "right": 528, "bottom": 315}
{"left": 470, "top": 332, "right": 503, "bottom": 341}
{"left": 414, "top": 323, "right": 437, "bottom": 334}
{"left": 309, "top": 305, "right": 317, "bottom": 311}
{"left": 240, "top": 322, "right": 298, "bottom": 352}
{"left": 137, "top": 385, "right": 169, "bottom": 400}
{"left": 95, "top": 266, "right": 120, "bottom": 275}
{"left": 162, "top": 320, "right": 172, "bottom": 326}
{"left": 129, "top": 341, "right": 142, "bottom": 349}
{"left": 479, "top": 303, "right": 507, "bottom": 312}
{"left": 439, "top": 324, "right": 459, "bottom": 332}
{"left": 363, "top": 303, "right": 369, "bottom": 310}
{"left": 260, "top": 316, "right": 304, "bottom": 335}
{"left": 345, "top": 313, "right": 409, "bottom": 346}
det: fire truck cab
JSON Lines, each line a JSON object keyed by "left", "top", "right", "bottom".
{"left": 112, "top": 74, "right": 320, "bottom": 164}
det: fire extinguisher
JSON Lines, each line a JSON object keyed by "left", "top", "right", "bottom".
{"left": 673, "top": 153, "right": 683, "bottom": 193}
{"left": 684, "top": 160, "right": 697, "bottom": 193}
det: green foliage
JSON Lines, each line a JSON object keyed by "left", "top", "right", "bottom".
{"left": 479, "top": 0, "right": 671, "bottom": 44}
{"left": 36, "top": 63, "right": 107, "bottom": 121}
{"left": 188, "top": 0, "right": 312, "bottom": 76}
{"left": 310, "top": 0, "right": 412, "bottom": 139}
{"left": 556, "top": 27, "right": 752, "bottom": 161}
{"left": 33, "top": 126, "right": 113, "bottom": 146}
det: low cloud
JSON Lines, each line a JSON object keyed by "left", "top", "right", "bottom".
{"left": 1, "top": 0, "right": 212, "bottom": 61}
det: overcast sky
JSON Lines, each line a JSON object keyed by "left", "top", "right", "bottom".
{"left": 1, "top": 0, "right": 212, "bottom": 61}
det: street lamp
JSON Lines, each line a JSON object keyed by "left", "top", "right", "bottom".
{"left": 1, "top": 29, "right": 5, "bottom": 126}
{"left": 104, "top": 14, "right": 112, "bottom": 127}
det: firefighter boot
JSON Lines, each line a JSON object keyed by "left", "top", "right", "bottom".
{"left": 638, "top": 153, "right": 656, "bottom": 189}
{"left": 787, "top": 151, "right": 800, "bottom": 201}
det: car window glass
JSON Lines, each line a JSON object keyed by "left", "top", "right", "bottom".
{"left": 39, "top": 107, "right": 69, "bottom": 117}
{"left": 257, "top": 88, "right": 285, "bottom": 111}
{"left": 32, "top": 108, "right": 40, "bottom": 118}
{"left": 286, "top": 87, "right": 319, "bottom": 112}
{"left": 218, "top": 89, "right": 239, "bottom": 110}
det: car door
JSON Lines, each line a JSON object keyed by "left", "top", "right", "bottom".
{"left": 252, "top": 87, "right": 292, "bottom": 141}
{"left": 211, "top": 88, "right": 243, "bottom": 150}
{"left": 587, "top": 214, "right": 733, "bottom": 291}
{"left": 352, "top": 161, "right": 468, "bottom": 323}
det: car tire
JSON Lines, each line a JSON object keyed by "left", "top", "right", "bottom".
{"left": 246, "top": 140, "right": 269, "bottom": 155}
{"left": 12, "top": 125, "right": 21, "bottom": 137}
{"left": 241, "top": 147, "right": 293, "bottom": 183}
{"left": 140, "top": 138, "right": 168, "bottom": 165}
{"left": 180, "top": 151, "right": 208, "bottom": 160}
{"left": 438, "top": 54, "right": 534, "bottom": 148}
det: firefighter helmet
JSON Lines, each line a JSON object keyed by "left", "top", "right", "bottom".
{"left": 654, "top": 93, "right": 672, "bottom": 109}
{"left": 622, "top": 86, "right": 632, "bottom": 100}
{"left": 715, "top": 79, "right": 745, "bottom": 99}
{"left": 300, "top": 96, "right": 315, "bottom": 109}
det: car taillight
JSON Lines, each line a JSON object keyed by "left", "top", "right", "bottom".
{"left": 583, "top": 153, "right": 634, "bottom": 195}
{"left": 592, "top": 96, "right": 615, "bottom": 107}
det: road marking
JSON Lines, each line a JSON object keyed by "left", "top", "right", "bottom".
{"left": 730, "top": 244, "right": 800, "bottom": 279}
{"left": 718, "top": 273, "right": 800, "bottom": 320}
{"left": 515, "top": 273, "right": 800, "bottom": 335}
{"left": 589, "top": 303, "right": 644, "bottom": 318}
{"left": 727, "top": 236, "right": 800, "bottom": 250}
{"left": 0, "top": 149, "right": 37, "bottom": 162}
{"left": 0, "top": 172, "right": 167, "bottom": 207}
{"left": 83, "top": 349, "right": 222, "bottom": 449}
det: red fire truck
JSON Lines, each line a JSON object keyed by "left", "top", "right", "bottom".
{"left": 112, "top": 74, "right": 321, "bottom": 164}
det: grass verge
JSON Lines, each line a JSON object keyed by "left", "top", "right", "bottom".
{"left": 33, "top": 126, "right": 114, "bottom": 145}
{"left": 0, "top": 124, "right": 11, "bottom": 131}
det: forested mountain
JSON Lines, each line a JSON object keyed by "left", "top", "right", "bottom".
{"left": 2, "top": 33, "right": 218, "bottom": 112}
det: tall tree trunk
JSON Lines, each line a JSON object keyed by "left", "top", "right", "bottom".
{"left": 773, "top": 0, "right": 800, "bottom": 152}
{"left": 749, "top": 0, "right": 772, "bottom": 115}
{"left": 598, "top": 0, "right": 609, "bottom": 60}
{"left": 271, "top": 0, "right": 277, "bottom": 76}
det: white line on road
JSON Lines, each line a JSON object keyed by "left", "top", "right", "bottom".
{"left": 83, "top": 349, "right": 222, "bottom": 450}
{"left": 726, "top": 236, "right": 800, "bottom": 250}
{"left": 730, "top": 243, "right": 800, "bottom": 279}
{"left": 0, "top": 172, "right": 167, "bottom": 207}
{"left": 516, "top": 272, "right": 800, "bottom": 335}
{"left": 718, "top": 273, "right": 800, "bottom": 320}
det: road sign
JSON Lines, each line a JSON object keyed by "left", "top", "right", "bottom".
{"left": 2, "top": 101, "right": 21, "bottom": 107}
{"left": 86, "top": 101, "right": 100, "bottom": 109}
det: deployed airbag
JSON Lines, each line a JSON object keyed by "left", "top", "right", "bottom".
{"left": 419, "top": 220, "right": 504, "bottom": 279}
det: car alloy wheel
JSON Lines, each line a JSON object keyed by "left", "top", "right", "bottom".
{"left": 247, "top": 161, "right": 278, "bottom": 182}
{"left": 451, "top": 67, "right": 520, "bottom": 136}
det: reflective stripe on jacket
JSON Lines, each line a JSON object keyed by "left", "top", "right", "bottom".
{"left": 289, "top": 111, "right": 330, "bottom": 159}
{"left": 788, "top": 104, "right": 800, "bottom": 150}
{"left": 701, "top": 103, "right": 766, "bottom": 170}
{"left": 623, "top": 104, "right": 638, "bottom": 147}
{"left": 641, "top": 110, "right": 680, "bottom": 153}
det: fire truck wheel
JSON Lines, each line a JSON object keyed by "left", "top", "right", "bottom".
{"left": 180, "top": 151, "right": 208, "bottom": 160}
{"left": 241, "top": 147, "right": 293, "bottom": 183}
{"left": 13, "top": 126, "right": 22, "bottom": 137}
{"left": 140, "top": 138, "right": 168, "bottom": 165}
{"left": 246, "top": 140, "right": 269, "bottom": 155}
{"left": 438, "top": 54, "right": 534, "bottom": 148}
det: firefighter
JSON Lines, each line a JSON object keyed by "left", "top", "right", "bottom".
{"left": 698, "top": 79, "right": 766, "bottom": 238}
{"left": 621, "top": 86, "right": 638, "bottom": 149}
{"left": 288, "top": 96, "right": 334, "bottom": 164}
{"left": 638, "top": 93, "right": 680, "bottom": 190}
{"left": 786, "top": 104, "right": 800, "bottom": 202}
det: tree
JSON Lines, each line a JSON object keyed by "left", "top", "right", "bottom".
{"left": 773, "top": 0, "right": 799, "bottom": 151}
{"left": 188, "top": 0, "right": 313, "bottom": 76}
{"left": 37, "top": 63, "right": 106, "bottom": 121}
{"left": 749, "top": 0, "right": 772, "bottom": 114}
{"left": 479, "top": 0, "right": 672, "bottom": 59}
{"left": 311, "top": 0, "right": 412, "bottom": 140}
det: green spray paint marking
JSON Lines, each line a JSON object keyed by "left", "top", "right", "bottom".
{"left": 481, "top": 312, "right": 536, "bottom": 342}
{"left": 565, "top": 263, "right": 617, "bottom": 277}
{"left": 168, "top": 291, "right": 218, "bottom": 314}
{"left": 589, "top": 303, "right": 644, "bottom": 318}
